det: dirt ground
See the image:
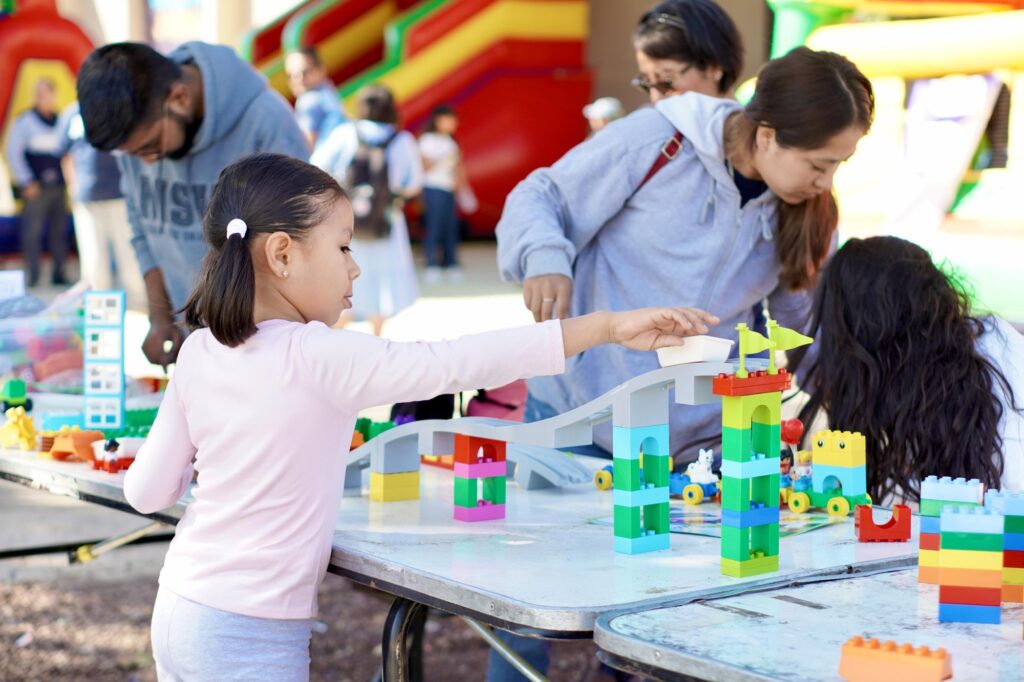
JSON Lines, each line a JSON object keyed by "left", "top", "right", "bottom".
{"left": 1, "top": 562, "right": 620, "bottom": 682}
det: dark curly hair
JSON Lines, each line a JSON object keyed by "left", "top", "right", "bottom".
{"left": 789, "top": 236, "right": 1018, "bottom": 502}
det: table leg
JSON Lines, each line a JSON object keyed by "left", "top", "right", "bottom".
{"left": 461, "top": 617, "right": 550, "bottom": 682}
{"left": 381, "top": 597, "right": 427, "bottom": 682}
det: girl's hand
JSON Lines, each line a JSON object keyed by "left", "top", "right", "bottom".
{"left": 609, "top": 308, "right": 719, "bottom": 352}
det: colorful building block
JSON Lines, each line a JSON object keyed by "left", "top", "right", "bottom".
{"left": 720, "top": 454, "right": 780, "bottom": 479}
{"left": 855, "top": 504, "right": 911, "bottom": 542}
{"left": 937, "top": 603, "right": 1000, "bottom": 624}
{"left": 453, "top": 461, "right": 506, "bottom": 478}
{"left": 939, "top": 505, "right": 1005, "bottom": 534}
{"left": 983, "top": 489, "right": 1024, "bottom": 602}
{"left": 938, "top": 505, "right": 1004, "bottom": 623}
{"left": 811, "top": 463, "right": 867, "bottom": 497}
{"left": 721, "top": 504, "right": 780, "bottom": 529}
{"left": 83, "top": 291, "right": 126, "bottom": 431}
{"left": 453, "top": 502, "right": 505, "bottom": 522}
{"left": 921, "top": 476, "right": 984, "bottom": 505}
{"left": 611, "top": 422, "right": 671, "bottom": 554}
{"left": 369, "top": 471, "right": 420, "bottom": 502}
{"left": 811, "top": 430, "right": 866, "bottom": 467}
{"left": 838, "top": 636, "right": 951, "bottom": 682}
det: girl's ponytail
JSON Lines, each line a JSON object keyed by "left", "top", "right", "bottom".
{"left": 184, "top": 225, "right": 257, "bottom": 347}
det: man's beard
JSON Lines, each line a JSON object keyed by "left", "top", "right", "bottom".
{"left": 166, "top": 110, "right": 202, "bottom": 160}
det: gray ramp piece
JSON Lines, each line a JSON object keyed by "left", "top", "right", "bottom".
{"left": 370, "top": 434, "right": 421, "bottom": 474}
{"left": 506, "top": 443, "right": 593, "bottom": 490}
{"left": 612, "top": 384, "right": 670, "bottom": 428}
{"left": 344, "top": 459, "right": 368, "bottom": 490}
{"left": 666, "top": 361, "right": 733, "bottom": 405}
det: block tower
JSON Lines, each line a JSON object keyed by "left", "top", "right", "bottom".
{"left": 714, "top": 320, "right": 811, "bottom": 577}
{"left": 83, "top": 291, "right": 126, "bottom": 431}
{"left": 809, "top": 430, "right": 868, "bottom": 514}
{"left": 984, "top": 490, "right": 1024, "bottom": 603}
{"left": 611, "top": 384, "right": 671, "bottom": 554}
{"left": 452, "top": 434, "right": 507, "bottom": 522}
{"left": 918, "top": 476, "right": 984, "bottom": 583}
{"left": 938, "top": 506, "right": 1004, "bottom": 624}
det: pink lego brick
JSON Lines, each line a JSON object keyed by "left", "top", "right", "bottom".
{"left": 453, "top": 461, "right": 506, "bottom": 479}
{"left": 453, "top": 503, "right": 506, "bottom": 522}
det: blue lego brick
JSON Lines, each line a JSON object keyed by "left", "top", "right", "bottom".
{"left": 1004, "top": 533, "right": 1024, "bottom": 551}
{"left": 811, "top": 463, "right": 866, "bottom": 496}
{"left": 613, "top": 486, "right": 670, "bottom": 508}
{"left": 614, "top": 532, "right": 670, "bottom": 555}
{"left": 921, "top": 475, "right": 984, "bottom": 505}
{"left": 720, "top": 455, "right": 780, "bottom": 480}
{"left": 937, "top": 603, "right": 1001, "bottom": 624}
{"left": 920, "top": 515, "right": 942, "bottom": 535}
{"left": 721, "top": 504, "right": 779, "bottom": 529}
{"left": 985, "top": 489, "right": 1024, "bottom": 516}
{"left": 612, "top": 424, "right": 670, "bottom": 460}
{"left": 940, "top": 506, "right": 1005, "bottom": 535}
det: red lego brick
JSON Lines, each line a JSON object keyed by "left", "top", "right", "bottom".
{"left": 855, "top": 504, "right": 911, "bottom": 542}
{"left": 939, "top": 585, "right": 1003, "bottom": 607}
{"left": 712, "top": 369, "right": 793, "bottom": 397}
{"left": 453, "top": 434, "right": 507, "bottom": 465}
{"left": 1005, "top": 550, "right": 1024, "bottom": 569}
{"left": 920, "top": 533, "right": 940, "bottom": 551}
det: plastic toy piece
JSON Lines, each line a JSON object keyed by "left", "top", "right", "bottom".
{"left": 83, "top": 291, "right": 127, "bottom": 431}
{"left": 0, "top": 378, "right": 33, "bottom": 412}
{"left": 453, "top": 502, "right": 505, "bottom": 522}
{"left": 838, "top": 636, "right": 951, "bottom": 682}
{"left": 983, "top": 490, "right": 1024, "bottom": 603}
{"left": 938, "top": 603, "right": 1000, "bottom": 624}
{"left": 712, "top": 369, "right": 792, "bottom": 397}
{"left": 855, "top": 504, "right": 911, "bottom": 542}
{"left": 655, "top": 335, "right": 734, "bottom": 367}
{"left": 369, "top": 471, "right": 420, "bottom": 502}
{"left": 921, "top": 475, "right": 984, "bottom": 505}
{"left": 0, "top": 406, "right": 37, "bottom": 450}
{"left": 505, "top": 442, "right": 590, "bottom": 490}
{"left": 938, "top": 505, "right": 1004, "bottom": 624}
{"left": 45, "top": 427, "right": 105, "bottom": 462}
{"left": 811, "top": 430, "right": 866, "bottom": 467}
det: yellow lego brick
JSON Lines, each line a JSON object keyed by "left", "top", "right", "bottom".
{"left": 370, "top": 471, "right": 420, "bottom": 502}
{"left": 721, "top": 554, "right": 779, "bottom": 578}
{"left": 810, "top": 430, "right": 866, "bottom": 467}
{"left": 721, "top": 393, "right": 781, "bottom": 430}
{"left": 1004, "top": 567, "right": 1024, "bottom": 584}
{"left": 938, "top": 548, "right": 1003, "bottom": 571}
{"left": 918, "top": 549, "right": 940, "bottom": 568}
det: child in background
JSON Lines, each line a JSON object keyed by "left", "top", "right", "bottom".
{"left": 790, "top": 236, "right": 1023, "bottom": 503}
{"left": 419, "top": 105, "right": 465, "bottom": 283}
{"left": 123, "top": 152, "right": 717, "bottom": 681}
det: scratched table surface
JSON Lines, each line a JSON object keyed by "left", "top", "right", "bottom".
{"left": 0, "top": 446, "right": 919, "bottom": 636}
{"left": 594, "top": 568, "right": 1024, "bottom": 681}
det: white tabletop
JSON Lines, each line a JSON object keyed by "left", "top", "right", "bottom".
{"left": 594, "top": 568, "right": 1024, "bottom": 681}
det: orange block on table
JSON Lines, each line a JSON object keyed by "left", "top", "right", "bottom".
{"left": 46, "top": 429, "right": 105, "bottom": 462}
{"left": 938, "top": 566, "right": 1004, "bottom": 589}
{"left": 839, "top": 636, "right": 951, "bottom": 682}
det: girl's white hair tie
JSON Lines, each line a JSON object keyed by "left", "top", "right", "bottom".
{"left": 226, "top": 218, "right": 248, "bottom": 240}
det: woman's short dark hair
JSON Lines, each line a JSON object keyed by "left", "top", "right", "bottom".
{"left": 424, "top": 104, "right": 456, "bottom": 133}
{"left": 790, "top": 236, "right": 1018, "bottom": 502}
{"left": 357, "top": 85, "right": 399, "bottom": 124}
{"left": 76, "top": 42, "right": 183, "bottom": 151}
{"left": 634, "top": 0, "right": 743, "bottom": 94}
{"left": 182, "top": 153, "right": 348, "bottom": 347}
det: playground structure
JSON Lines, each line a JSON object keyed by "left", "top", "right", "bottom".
{"left": 767, "top": 0, "right": 1024, "bottom": 322}
{"left": 242, "top": 0, "right": 591, "bottom": 235}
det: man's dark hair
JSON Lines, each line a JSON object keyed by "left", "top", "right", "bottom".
{"left": 76, "top": 42, "right": 182, "bottom": 151}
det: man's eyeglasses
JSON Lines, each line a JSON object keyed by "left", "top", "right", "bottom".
{"left": 631, "top": 64, "right": 694, "bottom": 96}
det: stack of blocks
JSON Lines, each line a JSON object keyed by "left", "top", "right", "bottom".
{"left": 611, "top": 385, "right": 670, "bottom": 554}
{"left": 369, "top": 425, "right": 419, "bottom": 502}
{"left": 938, "top": 505, "right": 1004, "bottom": 624}
{"left": 83, "top": 291, "right": 126, "bottom": 431}
{"left": 713, "top": 370, "right": 787, "bottom": 577}
{"left": 452, "top": 434, "right": 507, "bottom": 522}
{"left": 984, "top": 490, "right": 1024, "bottom": 603}
{"left": 810, "top": 430, "right": 868, "bottom": 513}
{"left": 918, "top": 476, "right": 984, "bottom": 584}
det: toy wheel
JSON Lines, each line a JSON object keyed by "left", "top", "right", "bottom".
{"left": 788, "top": 492, "right": 811, "bottom": 514}
{"left": 0, "top": 401, "right": 8, "bottom": 413}
{"left": 779, "top": 488, "right": 790, "bottom": 504}
{"left": 23, "top": 398, "right": 32, "bottom": 412}
{"left": 826, "top": 496, "right": 851, "bottom": 517}
{"left": 594, "top": 469, "right": 614, "bottom": 491}
{"left": 682, "top": 484, "right": 704, "bottom": 505}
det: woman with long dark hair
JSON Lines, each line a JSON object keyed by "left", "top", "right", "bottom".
{"left": 791, "top": 236, "right": 1023, "bottom": 503}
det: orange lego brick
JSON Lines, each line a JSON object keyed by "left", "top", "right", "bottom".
{"left": 839, "top": 636, "right": 951, "bottom": 682}
{"left": 1002, "top": 584, "right": 1024, "bottom": 602}
{"left": 918, "top": 565, "right": 940, "bottom": 584}
{"left": 48, "top": 429, "right": 105, "bottom": 462}
{"left": 938, "top": 566, "right": 1004, "bottom": 589}
{"left": 453, "top": 434, "right": 506, "bottom": 465}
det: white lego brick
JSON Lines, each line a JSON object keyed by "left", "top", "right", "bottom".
{"left": 940, "top": 506, "right": 1005, "bottom": 535}
{"left": 920, "top": 475, "right": 984, "bottom": 504}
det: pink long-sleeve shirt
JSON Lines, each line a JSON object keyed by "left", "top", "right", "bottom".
{"left": 124, "top": 318, "right": 565, "bottom": 619}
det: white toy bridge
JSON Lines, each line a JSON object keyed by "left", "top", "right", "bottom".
{"left": 346, "top": 360, "right": 738, "bottom": 485}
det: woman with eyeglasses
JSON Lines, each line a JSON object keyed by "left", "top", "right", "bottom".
{"left": 495, "top": 39, "right": 875, "bottom": 482}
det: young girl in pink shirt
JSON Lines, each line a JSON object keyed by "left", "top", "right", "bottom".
{"left": 123, "top": 152, "right": 716, "bottom": 680}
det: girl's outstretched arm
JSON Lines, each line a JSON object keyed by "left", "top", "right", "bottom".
{"left": 560, "top": 308, "right": 718, "bottom": 358}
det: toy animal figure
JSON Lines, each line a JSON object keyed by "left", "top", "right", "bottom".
{"left": 685, "top": 448, "right": 717, "bottom": 485}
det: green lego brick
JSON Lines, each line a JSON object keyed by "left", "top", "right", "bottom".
{"left": 721, "top": 427, "right": 753, "bottom": 463}
{"left": 920, "top": 499, "right": 979, "bottom": 517}
{"left": 721, "top": 477, "right": 752, "bottom": 512}
{"left": 368, "top": 421, "right": 396, "bottom": 439}
{"left": 940, "top": 532, "right": 1004, "bottom": 552}
{"left": 1005, "top": 516, "right": 1024, "bottom": 533}
{"left": 643, "top": 455, "right": 671, "bottom": 488}
{"left": 482, "top": 476, "right": 506, "bottom": 505}
{"left": 614, "top": 504, "right": 642, "bottom": 539}
{"left": 721, "top": 554, "right": 779, "bottom": 578}
{"left": 643, "top": 502, "right": 670, "bottom": 535}
{"left": 720, "top": 525, "right": 750, "bottom": 562}
{"left": 722, "top": 393, "right": 782, "bottom": 431}
{"left": 355, "top": 417, "right": 371, "bottom": 440}
{"left": 614, "top": 457, "right": 642, "bottom": 492}
{"left": 751, "top": 422, "right": 781, "bottom": 460}
{"left": 751, "top": 474, "right": 781, "bottom": 507}
{"left": 751, "top": 522, "right": 780, "bottom": 557}
{"left": 453, "top": 477, "right": 478, "bottom": 508}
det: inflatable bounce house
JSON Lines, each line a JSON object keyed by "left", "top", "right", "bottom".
{"left": 241, "top": 0, "right": 591, "bottom": 236}
{"left": 0, "top": 0, "right": 93, "bottom": 254}
{"left": 767, "top": 0, "right": 1024, "bottom": 323}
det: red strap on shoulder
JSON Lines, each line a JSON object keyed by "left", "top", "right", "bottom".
{"left": 638, "top": 132, "right": 684, "bottom": 191}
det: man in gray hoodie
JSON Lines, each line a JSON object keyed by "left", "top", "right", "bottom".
{"left": 76, "top": 41, "right": 308, "bottom": 366}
